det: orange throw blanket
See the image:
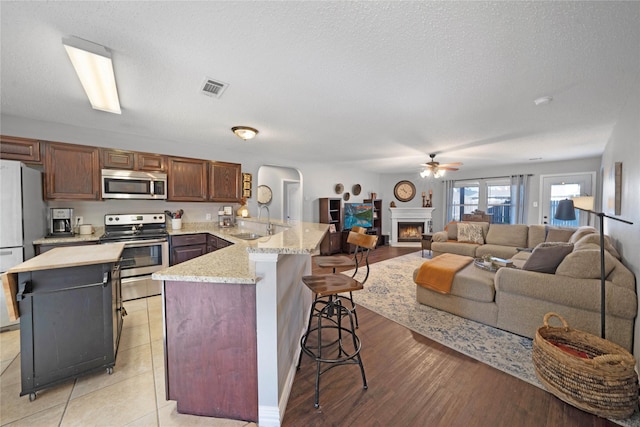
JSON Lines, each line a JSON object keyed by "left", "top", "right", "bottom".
{"left": 415, "top": 253, "right": 473, "bottom": 294}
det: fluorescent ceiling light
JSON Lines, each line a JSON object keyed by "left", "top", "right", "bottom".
{"left": 63, "top": 36, "right": 121, "bottom": 114}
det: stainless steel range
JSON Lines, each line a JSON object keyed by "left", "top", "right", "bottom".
{"left": 99, "top": 213, "right": 169, "bottom": 301}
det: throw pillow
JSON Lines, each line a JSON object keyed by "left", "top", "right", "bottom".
{"left": 545, "top": 227, "right": 575, "bottom": 243}
{"left": 569, "top": 226, "right": 597, "bottom": 244}
{"left": 522, "top": 242, "right": 574, "bottom": 274}
{"left": 457, "top": 223, "right": 484, "bottom": 244}
{"left": 445, "top": 221, "right": 458, "bottom": 240}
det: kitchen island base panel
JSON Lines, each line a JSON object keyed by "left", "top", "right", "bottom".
{"left": 164, "top": 280, "right": 258, "bottom": 422}
{"left": 18, "top": 262, "right": 122, "bottom": 398}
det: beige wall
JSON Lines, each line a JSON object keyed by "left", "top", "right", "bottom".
{"left": 602, "top": 76, "right": 640, "bottom": 361}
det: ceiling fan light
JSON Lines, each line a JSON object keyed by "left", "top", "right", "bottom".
{"left": 232, "top": 126, "right": 258, "bottom": 140}
{"left": 420, "top": 169, "right": 430, "bottom": 178}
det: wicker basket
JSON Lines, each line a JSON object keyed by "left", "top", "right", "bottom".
{"left": 533, "top": 312, "right": 639, "bottom": 419}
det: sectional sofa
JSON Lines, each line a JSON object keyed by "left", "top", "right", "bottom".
{"left": 414, "top": 223, "right": 637, "bottom": 350}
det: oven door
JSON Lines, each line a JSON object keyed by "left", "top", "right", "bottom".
{"left": 118, "top": 239, "right": 168, "bottom": 300}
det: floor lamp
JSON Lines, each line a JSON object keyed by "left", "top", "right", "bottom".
{"left": 555, "top": 198, "right": 634, "bottom": 339}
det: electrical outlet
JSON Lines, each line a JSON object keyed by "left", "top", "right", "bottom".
{"left": 75, "top": 216, "right": 84, "bottom": 225}
{"left": 206, "top": 213, "right": 212, "bottom": 220}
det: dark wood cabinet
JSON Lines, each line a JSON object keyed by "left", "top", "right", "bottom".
{"left": 364, "top": 198, "right": 382, "bottom": 247}
{"left": 44, "top": 142, "right": 100, "bottom": 200}
{"left": 207, "top": 234, "right": 232, "bottom": 252}
{"left": 0, "top": 135, "right": 42, "bottom": 163}
{"left": 136, "top": 153, "right": 166, "bottom": 172}
{"left": 164, "top": 279, "right": 258, "bottom": 421}
{"left": 209, "top": 161, "right": 241, "bottom": 202}
{"left": 170, "top": 234, "right": 208, "bottom": 265}
{"left": 319, "top": 198, "right": 343, "bottom": 255}
{"left": 101, "top": 148, "right": 167, "bottom": 172}
{"left": 101, "top": 148, "right": 135, "bottom": 169}
{"left": 167, "top": 157, "right": 208, "bottom": 201}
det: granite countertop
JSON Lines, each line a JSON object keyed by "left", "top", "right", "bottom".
{"left": 154, "top": 219, "right": 328, "bottom": 284}
{"left": 7, "top": 243, "right": 125, "bottom": 273}
{"left": 32, "top": 226, "right": 105, "bottom": 245}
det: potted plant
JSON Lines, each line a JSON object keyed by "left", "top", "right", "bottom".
{"left": 483, "top": 254, "right": 493, "bottom": 267}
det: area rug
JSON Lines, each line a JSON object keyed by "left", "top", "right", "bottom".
{"left": 347, "top": 251, "right": 640, "bottom": 427}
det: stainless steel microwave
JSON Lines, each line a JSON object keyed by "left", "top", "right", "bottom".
{"left": 101, "top": 169, "right": 167, "bottom": 200}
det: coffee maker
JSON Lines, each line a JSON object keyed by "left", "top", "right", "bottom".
{"left": 48, "top": 208, "right": 74, "bottom": 237}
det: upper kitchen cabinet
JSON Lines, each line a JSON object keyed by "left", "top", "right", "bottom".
{"left": 209, "top": 161, "right": 241, "bottom": 202}
{"left": 167, "top": 156, "right": 208, "bottom": 201}
{"left": 45, "top": 142, "right": 100, "bottom": 200}
{"left": 101, "top": 148, "right": 167, "bottom": 172}
{"left": 0, "top": 135, "right": 42, "bottom": 164}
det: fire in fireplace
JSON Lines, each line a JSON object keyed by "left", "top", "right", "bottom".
{"left": 398, "top": 222, "right": 423, "bottom": 242}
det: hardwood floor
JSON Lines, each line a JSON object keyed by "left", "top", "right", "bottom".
{"left": 282, "top": 245, "right": 618, "bottom": 427}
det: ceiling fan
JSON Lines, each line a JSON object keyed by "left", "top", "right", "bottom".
{"left": 419, "top": 153, "right": 462, "bottom": 178}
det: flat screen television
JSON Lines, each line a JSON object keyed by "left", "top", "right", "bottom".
{"left": 344, "top": 203, "right": 374, "bottom": 229}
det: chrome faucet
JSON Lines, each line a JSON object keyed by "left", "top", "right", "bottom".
{"left": 258, "top": 205, "right": 274, "bottom": 235}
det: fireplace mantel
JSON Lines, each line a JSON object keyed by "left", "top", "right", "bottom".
{"left": 389, "top": 207, "right": 435, "bottom": 246}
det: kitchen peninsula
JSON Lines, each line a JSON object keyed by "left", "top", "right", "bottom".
{"left": 152, "top": 219, "right": 328, "bottom": 427}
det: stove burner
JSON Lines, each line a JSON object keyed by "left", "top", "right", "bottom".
{"left": 101, "top": 213, "right": 168, "bottom": 243}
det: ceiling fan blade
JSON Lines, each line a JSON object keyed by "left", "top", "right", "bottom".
{"left": 439, "top": 166, "right": 459, "bottom": 171}
{"left": 437, "top": 162, "right": 463, "bottom": 167}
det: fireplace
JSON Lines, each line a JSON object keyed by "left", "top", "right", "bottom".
{"left": 389, "top": 207, "right": 434, "bottom": 246}
{"left": 398, "top": 222, "right": 423, "bottom": 242}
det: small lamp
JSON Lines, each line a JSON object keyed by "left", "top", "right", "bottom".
{"left": 554, "top": 199, "right": 576, "bottom": 221}
{"left": 554, "top": 198, "right": 633, "bottom": 339}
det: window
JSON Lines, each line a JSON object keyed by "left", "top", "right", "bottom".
{"left": 450, "top": 181, "right": 479, "bottom": 221}
{"left": 486, "top": 180, "right": 511, "bottom": 224}
{"left": 447, "top": 178, "right": 513, "bottom": 224}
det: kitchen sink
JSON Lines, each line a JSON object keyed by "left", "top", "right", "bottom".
{"left": 231, "top": 232, "right": 264, "bottom": 240}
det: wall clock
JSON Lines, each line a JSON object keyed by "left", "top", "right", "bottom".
{"left": 394, "top": 180, "right": 416, "bottom": 202}
{"left": 256, "top": 185, "right": 273, "bottom": 204}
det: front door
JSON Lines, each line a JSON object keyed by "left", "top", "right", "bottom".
{"left": 540, "top": 172, "right": 595, "bottom": 226}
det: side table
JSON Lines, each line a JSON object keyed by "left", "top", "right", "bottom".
{"left": 421, "top": 234, "right": 433, "bottom": 258}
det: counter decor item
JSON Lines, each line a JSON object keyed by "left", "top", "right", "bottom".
{"left": 533, "top": 312, "right": 639, "bottom": 419}
{"left": 237, "top": 197, "right": 250, "bottom": 218}
{"left": 165, "top": 209, "right": 184, "bottom": 230}
{"left": 79, "top": 224, "right": 94, "bottom": 235}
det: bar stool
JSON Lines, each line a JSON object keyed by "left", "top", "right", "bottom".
{"left": 299, "top": 232, "right": 378, "bottom": 408}
{"left": 312, "top": 226, "right": 371, "bottom": 328}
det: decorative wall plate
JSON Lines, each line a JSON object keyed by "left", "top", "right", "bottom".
{"left": 343, "top": 192, "right": 350, "bottom": 201}
{"left": 335, "top": 183, "right": 344, "bottom": 194}
{"left": 257, "top": 185, "right": 273, "bottom": 204}
{"left": 352, "top": 184, "right": 361, "bottom": 195}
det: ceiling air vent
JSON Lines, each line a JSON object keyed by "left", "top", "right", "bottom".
{"left": 200, "top": 77, "right": 229, "bottom": 98}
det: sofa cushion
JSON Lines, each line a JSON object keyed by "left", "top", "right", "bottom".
{"left": 457, "top": 223, "right": 484, "bottom": 244}
{"left": 522, "top": 242, "right": 574, "bottom": 273}
{"left": 475, "top": 244, "right": 520, "bottom": 260}
{"left": 574, "top": 233, "right": 621, "bottom": 259}
{"left": 485, "top": 224, "right": 528, "bottom": 247}
{"left": 431, "top": 241, "right": 478, "bottom": 257}
{"left": 569, "top": 226, "right": 597, "bottom": 244}
{"left": 555, "top": 248, "right": 617, "bottom": 279}
{"left": 545, "top": 226, "right": 575, "bottom": 243}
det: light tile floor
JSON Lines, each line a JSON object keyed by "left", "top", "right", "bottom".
{"left": 0, "top": 296, "right": 257, "bottom": 427}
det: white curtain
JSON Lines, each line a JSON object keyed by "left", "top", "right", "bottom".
{"left": 443, "top": 179, "right": 455, "bottom": 226}
{"left": 510, "top": 174, "right": 530, "bottom": 224}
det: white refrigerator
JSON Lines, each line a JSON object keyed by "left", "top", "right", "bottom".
{"left": 0, "top": 159, "right": 46, "bottom": 329}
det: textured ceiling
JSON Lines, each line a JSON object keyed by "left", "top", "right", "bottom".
{"left": 1, "top": 1, "right": 639, "bottom": 173}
